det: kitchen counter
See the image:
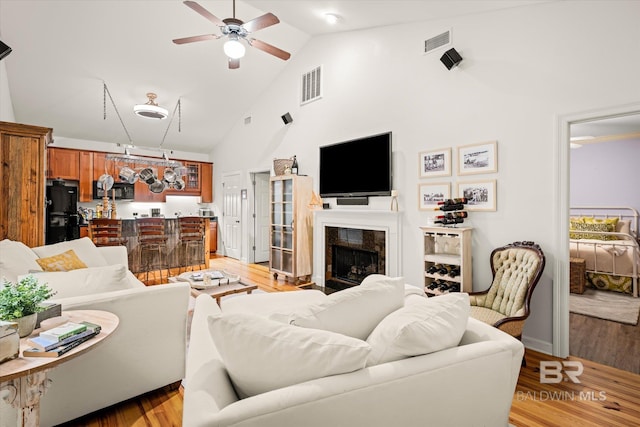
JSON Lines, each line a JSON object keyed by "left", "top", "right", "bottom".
{"left": 114, "top": 218, "right": 212, "bottom": 274}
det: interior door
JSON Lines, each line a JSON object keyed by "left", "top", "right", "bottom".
{"left": 253, "top": 172, "right": 270, "bottom": 263}
{"left": 222, "top": 172, "right": 242, "bottom": 259}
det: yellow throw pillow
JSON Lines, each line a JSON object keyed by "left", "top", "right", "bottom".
{"left": 582, "top": 216, "right": 619, "bottom": 228}
{"left": 36, "top": 249, "right": 88, "bottom": 272}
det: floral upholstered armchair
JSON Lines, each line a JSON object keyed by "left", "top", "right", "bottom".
{"left": 468, "top": 241, "right": 545, "bottom": 340}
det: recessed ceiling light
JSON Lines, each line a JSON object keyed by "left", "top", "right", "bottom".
{"left": 324, "top": 13, "right": 340, "bottom": 25}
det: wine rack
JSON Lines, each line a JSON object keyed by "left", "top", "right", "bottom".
{"left": 421, "top": 226, "right": 472, "bottom": 296}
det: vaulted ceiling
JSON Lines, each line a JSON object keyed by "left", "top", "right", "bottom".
{"left": 9, "top": 1, "right": 635, "bottom": 155}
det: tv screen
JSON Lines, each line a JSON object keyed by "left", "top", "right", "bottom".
{"left": 319, "top": 132, "right": 392, "bottom": 198}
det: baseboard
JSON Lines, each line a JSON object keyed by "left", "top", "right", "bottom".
{"left": 521, "top": 335, "right": 553, "bottom": 355}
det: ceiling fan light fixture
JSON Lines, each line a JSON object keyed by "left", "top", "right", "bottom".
{"left": 224, "top": 34, "right": 246, "bottom": 59}
{"left": 134, "top": 92, "right": 168, "bottom": 120}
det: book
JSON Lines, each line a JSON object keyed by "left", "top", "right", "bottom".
{"left": 28, "top": 321, "right": 101, "bottom": 351}
{"left": 39, "top": 321, "right": 87, "bottom": 342}
{"left": 22, "top": 330, "right": 99, "bottom": 358}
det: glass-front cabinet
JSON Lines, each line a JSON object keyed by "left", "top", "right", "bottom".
{"left": 269, "top": 175, "right": 313, "bottom": 283}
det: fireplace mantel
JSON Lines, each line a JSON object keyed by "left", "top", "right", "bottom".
{"left": 312, "top": 209, "right": 402, "bottom": 287}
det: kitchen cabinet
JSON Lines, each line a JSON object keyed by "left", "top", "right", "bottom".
{"left": 209, "top": 219, "right": 217, "bottom": 253}
{"left": 135, "top": 163, "right": 166, "bottom": 203}
{"left": 78, "top": 151, "right": 93, "bottom": 202}
{"left": 0, "top": 121, "right": 52, "bottom": 247}
{"left": 200, "top": 162, "right": 213, "bottom": 203}
{"left": 47, "top": 147, "right": 80, "bottom": 180}
{"left": 184, "top": 161, "right": 200, "bottom": 193}
{"left": 269, "top": 175, "right": 313, "bottom": 284}
{"left": 420, "top": 226, "right": 473, "bottom": 296}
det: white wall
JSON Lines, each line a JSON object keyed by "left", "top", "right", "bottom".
{"left": 0, "top": 58, "right": 15, "bottom": 121}
{"left": 209, "top": 1, "right": 640, "bottom": 352}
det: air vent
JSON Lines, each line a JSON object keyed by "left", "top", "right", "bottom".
{"left": 301, "top": 66, "right": 322, "bottom": 105}
{"left": 424, "top": 30, "right": 451, "bottom": 54}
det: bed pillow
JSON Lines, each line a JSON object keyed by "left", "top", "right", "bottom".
{"left": 0, "top": 239, "right": 42, "bottom": 284}
{"left": 21, "top": 264, "right": 134, "bottom": 299}
{"left": 569, "top": 221, "right": 616, "bottom": 240}
{"left": 617, "top": 220, "right": 631, "bottom": 235}
{"left": 272, "top": 275, "right": 405, "bottom": 340}
{"left": 208, "top": 312, "right": 371, "bottom": 398}
{"left": 36, "top": 249, "right": 88, "bottom": 272}
{"left": 583, "top": 217, "right": 619, "bottom": 228}
{"left": 32, "top": 237, "right": 109, "bottom": 268}
{"left": 366, "top": 293, "right": 469, "bottom": 366}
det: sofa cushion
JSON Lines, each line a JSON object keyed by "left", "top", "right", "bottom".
{"left": 32, "top": 237, "right": 108, "bottom": 268}
{"left": 36, "top": 249, "right": 88, "bottom": 272}
{"left": 207, "top": 312, "right": 371, "bottom": 399}
{"left": 366, "top": 293, "right": 470, "bottom": 366}
{"left": 20, "top": 264, "right": 135, "bottom": 299}
{"left": 0, "top": 239, "right": 42, "bottom": 284}
{"left": 274, "top": 275, "right": 404, "bottom": 340}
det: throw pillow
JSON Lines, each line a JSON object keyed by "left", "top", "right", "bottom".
{"left": 21, "top": 264, "right": 134, "bottom": 299}
{"left": 274, "top": 274, "right": 405, "bottom": 340}
{"left": 32, "top": 237, "right": 109, "bottom": 268}
{"left": 36, "top": 249, "right": 88, "bottom": 272}
{"left": 0, "top": 239, "right": 42, "bottom": 283}
{"left": 365, "top": 293, "right": 470, "bottom": 367}
{"left": 569, "top": 221, "right": 616, "bottom": 240}
{"left": 207, "top": 312, "right": 371, "bottom": 398}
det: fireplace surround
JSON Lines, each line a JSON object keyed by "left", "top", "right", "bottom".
{"left": 312, "top": 209, "right": 402, "bottom": 288}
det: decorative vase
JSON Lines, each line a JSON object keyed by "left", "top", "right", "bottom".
{"left": 16, "top": 313, "right": 38, "bottom": 338}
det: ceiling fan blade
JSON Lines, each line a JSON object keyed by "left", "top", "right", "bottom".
{"left": 250, "top": 38, "right": 291, "bottom": 61}
{"left": 242, "top": 13, "right": 280, "bottom": 33}
{"left": 228, "top": 58, "right": 240, "bottom": 69}
{"left": 173, "top": 34, "right": 221, "bottom": 45}
{"left": 183, "top": 1, "right": 224, "bottom": 26}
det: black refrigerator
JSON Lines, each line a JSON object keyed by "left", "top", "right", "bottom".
{"left": 46, "top": 181, "right": 80, "bottom": 244}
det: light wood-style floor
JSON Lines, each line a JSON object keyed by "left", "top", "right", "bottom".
{"left": 59, "top": 257, "right": 640, "bottom": 426}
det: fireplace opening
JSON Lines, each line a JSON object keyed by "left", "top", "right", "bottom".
{"left": 331, "top": 245, "right": 379, "bottom": 286}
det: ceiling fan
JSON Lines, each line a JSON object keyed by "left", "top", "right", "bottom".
{"left": 173, "top": 0, "right": 291, "bottom": 69}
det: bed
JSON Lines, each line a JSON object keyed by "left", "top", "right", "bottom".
{"left": 569, "top": 206, "right": 640, "bottom": 297}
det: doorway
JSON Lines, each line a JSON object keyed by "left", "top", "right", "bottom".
{"left": 221, "top": 171, "right": 242, "bottom": 260}
{"left": 251, "top": 171, "right": 270, "bottom": 264}
{"left": 558, "top": 106, "right": 640, "bottom": 373}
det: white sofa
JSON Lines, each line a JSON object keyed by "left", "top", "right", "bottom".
{"left": 0, "top": 238, "right": 190, "bottom": 427}
{"left": 184, "top": 276, "right": 524, "bottom": 427}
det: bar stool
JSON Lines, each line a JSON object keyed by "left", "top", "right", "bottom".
{"left": 136, "top": 217, "right": 169, "bottom": 284}
{"left": 177, "top": 216, "right": 206, "bottom": 274}
{"left": 88, "top": 219, "right": 127, "bottom": 247}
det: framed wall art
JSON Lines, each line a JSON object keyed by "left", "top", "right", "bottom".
{"left": 418, "top": 182, "right": 450, "bottom": 211}
{"left": 457, "top": 180, "right": 497, "bottom": 211}
{"left": 419, "top": 148, "right": 451, "bottom": 178}
{"left": 457, "top": 140, "right": 497, "bottom": 176}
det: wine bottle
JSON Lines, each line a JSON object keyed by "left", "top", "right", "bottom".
{"left": 434, "top": 217, "right": 464, "bottom": 225}
{"left": 448, "top": 266, "right": 461, "bottom": 278}
{"left": 435, "top": 203, "right": 465, "bottom": 212}
{"left": 291, "top": 156, "right": 299, "bottom": 175}
{"left": 427, "top": 264, "right": 440, "bottom": 274}
{"left": 435, "top": 211, "right": 468, "bottom": 220}
{"left": 437, "top": 198, "right": 468, "bottom": 206}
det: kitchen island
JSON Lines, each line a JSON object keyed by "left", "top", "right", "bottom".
{"left": 119, "top": 217, "right": 212, "bottom": 275}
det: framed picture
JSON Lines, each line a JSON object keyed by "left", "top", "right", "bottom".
{"left": 418, "top": 182, "right": 450, "bottom": 211}
{"left": 457, "top": 180, "right": 497, "bottom": 211}
{"left": 457, "top": 141, "right": 497, "bottom": 176}
{"left": 419, "top": 148, "right": 451, "bottom": 178}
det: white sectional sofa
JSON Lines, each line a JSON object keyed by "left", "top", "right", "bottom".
{"left": 0, "top": 238, "right": 190, "bottom": 427}
{"left": 184, "top": 275, "right": 524, "bottom": 427}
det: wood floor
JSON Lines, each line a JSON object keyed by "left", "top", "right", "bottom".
{"left": 570, "top": 311, "right": 640, "bottom": 374}
{"left": 59, "top": 257, "right": 640, "bottom": 426}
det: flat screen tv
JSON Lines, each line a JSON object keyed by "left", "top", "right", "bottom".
{"left": 319, "top": 132, "right": 392, "bottom": 198}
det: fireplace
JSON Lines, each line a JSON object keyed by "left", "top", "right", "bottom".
{"left": 312, "top": 209, "right": 402, "bottom": 289}
{"left": 332, "top": 246, "right": 379, "bottom": 285}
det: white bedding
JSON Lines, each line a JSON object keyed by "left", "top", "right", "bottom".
{"left": 570, "top": 239, "right": 638, "bottom": 276}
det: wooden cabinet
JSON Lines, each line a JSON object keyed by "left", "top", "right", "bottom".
{"left": 200, "top": 162, "right": 213, "bottom": 203}
{"left": 183, "top": 161, "right": 201, "bottom": 193}
{"left": 78, "top": 151, "right": 93, "bottom": 202}
{"left": 0, "top": 121, "right": 52, "bottom": 247}
{"left": 47, "top": 147, "right": 80, "bottom": 180}
{"left": 134, "top": 163, "right": 166, "bottom": 203}
{"left": 269, "top": 175, "right": 313, "bottom": 283}
{"left": 421, "top": 226, "right": 472, "bottom": 296}
{"left": 209, "top": 219, "right": 217, "bottom": 253}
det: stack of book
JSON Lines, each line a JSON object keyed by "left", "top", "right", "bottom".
{"left": 0, "top": 320, "right": 19, "bottom": 363}
{"left": 23, "top": 321, "right": 101, "bottom": 357}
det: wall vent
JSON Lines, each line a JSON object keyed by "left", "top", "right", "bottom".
{"left": 301, "top": 65, "right": 322, "bottom": 105}
{"left": 424, "top": 30, "right": 451, "bottom": 54}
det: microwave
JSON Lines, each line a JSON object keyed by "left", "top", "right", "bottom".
{"left": 93, "top": 182, "right": 135, "bottom": 200}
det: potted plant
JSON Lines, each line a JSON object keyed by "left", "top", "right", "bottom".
{"left": 0, "top": 275, "right": 56, "bottom": 337}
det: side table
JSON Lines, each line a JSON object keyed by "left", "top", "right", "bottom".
{"left": 0, "top": 310, "right": 119, "bottom": 427}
